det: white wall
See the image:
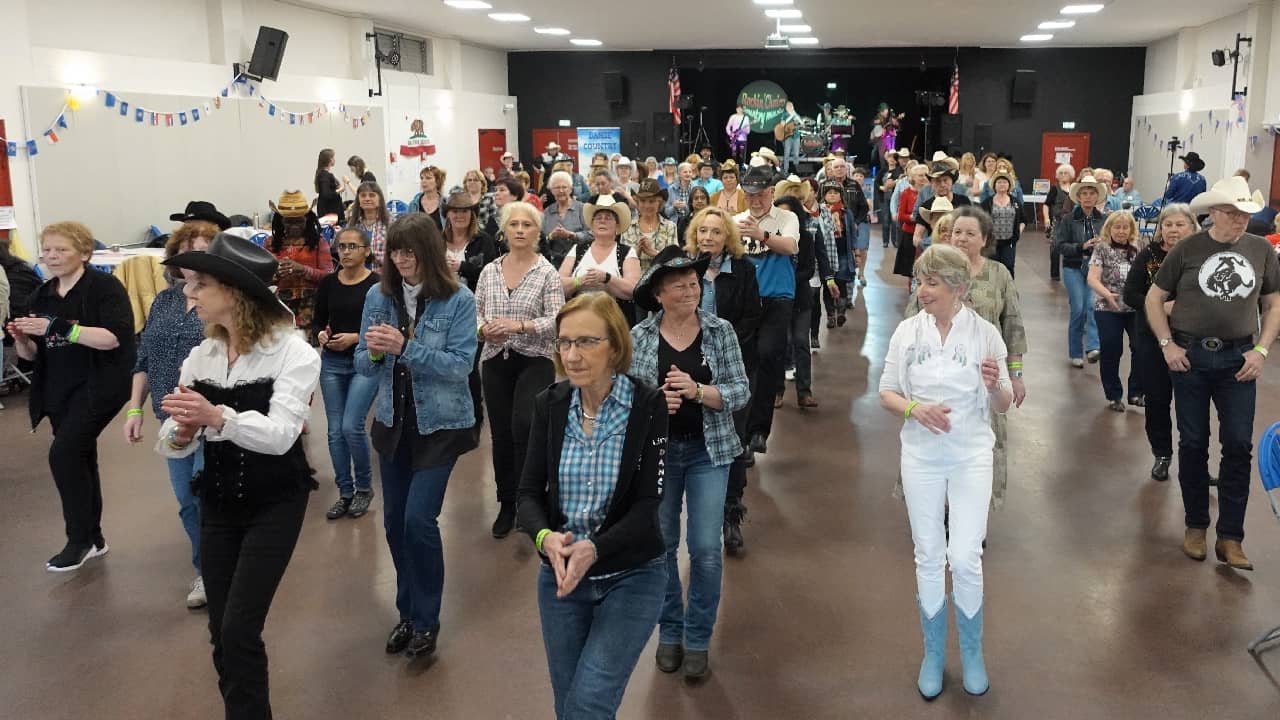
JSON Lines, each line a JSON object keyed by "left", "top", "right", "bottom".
{"left": 0, "top": 0, "right": 516, "bottom": 258}
{"left": 1143, "top": 34, "right": 1179, "bottom": 95}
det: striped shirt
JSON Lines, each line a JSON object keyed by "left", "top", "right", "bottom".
{"left": 559, "top": 374, "right": 634, "bottom": 541}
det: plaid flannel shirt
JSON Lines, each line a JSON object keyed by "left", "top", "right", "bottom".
{"left": 629, "top": 309, "right": 749, "bottom": 467}
{"left": 475, "top": 255, "right": 565, "bottom": 363}
{"left": 559, "top": 374, "right": 634, "bottom": 540}
{"left": 622, "top": 217, "right": 680, "bottom": 274}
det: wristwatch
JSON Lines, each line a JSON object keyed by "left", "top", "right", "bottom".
{"left": 763, "top": 230, "right": 771, "bottom": 242}
{"left": 1158, "top": 337, "right": 1172, "bottom": 347}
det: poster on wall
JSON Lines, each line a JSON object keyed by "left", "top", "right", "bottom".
{"left": 738, "top": 80, "right": 788, "bottom": 135}
{"left": 400, "top": 118, "right": 437, "bottom": 158}
{"left": 576, "top": 127, "right": 621, "bottom": 157}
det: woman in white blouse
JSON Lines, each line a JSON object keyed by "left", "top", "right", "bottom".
{"left": 476, "top": 201, "right": 565, "bottom": 538}
{"left": 155, "top": 233, "right": 321, "bottom": 719}
{"left": 558, "top": 193, "right": 642, "bottom": 324}
{"left": 878, "top": 244, "right": 1012, "bottom": 702}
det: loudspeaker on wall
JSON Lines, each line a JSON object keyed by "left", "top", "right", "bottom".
{"left": 604, "top": 72, "right": 626, "bottom": 104}
{"left": 653, "top": 112, "right": 674, "bottom": 144}
{"left": 1012, "top": 70, "right": 1037, "bottom": 105}
{"left": 940, "top": 113, "right": 963, "bottom": 147}
{"left": 248, "top": 26, "right": 289, "bottom": 81}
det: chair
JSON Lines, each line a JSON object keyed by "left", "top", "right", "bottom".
{"left": 387, "top": 200, "right": 409, "bottom": 218}
{"left": 1133, "top": 204, "right": 1160, "bottom": 242}
{"left": 250, "top": 232, "right": 270, "bottom": 247}
{"left": 1247, "top": 420, "right": 1280, "bottom": 655}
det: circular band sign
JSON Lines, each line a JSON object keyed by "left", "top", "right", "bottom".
{"left": 738, "top": 80, "right": 788, "bottom": 135}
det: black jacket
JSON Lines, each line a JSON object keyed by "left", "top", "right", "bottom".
{"left": 455, "top": 232, "right": 501, "bottom": 292}
{"left": 1052, "top": 205, "right": 1105, "bottom": 270}
{"left": 980, "top": 195, "right": 1025, "bottom": 245}
{"left": 711, "top": 257, "right": 762, "bottom": 371}
{"left": 518, "top": 377, "right": 668, "bottom": 577}
{"left": 1123, "top": 242, "right": 1172, "bottom": 337}
{"left": 27, "top": 267, "right": 135, "bottom": 428}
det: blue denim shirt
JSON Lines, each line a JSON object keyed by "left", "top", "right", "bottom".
{"left": 629, "top": 309, "right": 749, "bottom": 467}
{"left": 355, "top": 284, "right": 477, "bottom": 435}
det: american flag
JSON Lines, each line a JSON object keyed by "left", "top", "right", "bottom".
{"left": 948, "top": 62, "right": 960, "bottom": 115}
{"left": 668, "top": 66, "right": 682, "bottom": 125}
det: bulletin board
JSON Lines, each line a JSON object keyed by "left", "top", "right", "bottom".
{"left": 22, "top": 86, "right": 386, "bottom": 245}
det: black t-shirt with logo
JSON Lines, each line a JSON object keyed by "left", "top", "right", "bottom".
{"left": 1154, "top": 230, "right": 1280, "bottom": 339}
{"left": 658, "top": 331, "right": 712, "bottom": 438}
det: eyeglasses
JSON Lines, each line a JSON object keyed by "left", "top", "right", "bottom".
{"left": 336, "top": 243, "right": 368, "bottom": 252}
{"left": 553, "top": 336, "right": 608, "bottom": 353}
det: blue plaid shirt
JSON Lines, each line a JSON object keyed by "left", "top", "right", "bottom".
{"left": 559, "top": 373, "right": 634, "bottom": 541}
{"left": 629, "top": 310, "right": 749, "bottom": 467}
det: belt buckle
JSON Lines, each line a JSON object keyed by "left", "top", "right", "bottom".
{"left": 1200, "top": 337, "right": 1224, "bottom": 351}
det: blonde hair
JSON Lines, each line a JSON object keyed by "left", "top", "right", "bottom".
{"left": 958, "top": 152, "right": 977, "bottom": 176}
{"left": 913, "top": 243, "right": 972, "bottom": 291}
{"left": 683, "top": 207, "right": 745, "bottom": 258}
{"left": 1100, "top": 210, "right": 1138, "bottom": 245}
{"left": 41, "top": 221, "right": 96, "bottom": 259}
{"left": 463, "top": 169, "right": 488, "bottom": 192}
{"left": 553, "top": 293, "right": 633, "bottom": 376}
{"left": 500, "top": 201, "right": 544, "bottom": 251}
{"left": 201, "top": 274, "right": 294, "bottom": 354}
{"left": 931, "top": 213, "right": 955, "bottom": 244}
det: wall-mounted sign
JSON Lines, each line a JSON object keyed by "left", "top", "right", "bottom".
{"left": 576, "top": 126, "right": 621, "bottom": 156}
{"left": 738, "top": 80, "right": 789, "bottom": 135}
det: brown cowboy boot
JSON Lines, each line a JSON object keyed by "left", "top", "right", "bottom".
{"left": 1214, "top": 540, "right": 1253, "bottom": 571}
{"left": 1182, "top": 528, "right": 1207, "bottom": 561}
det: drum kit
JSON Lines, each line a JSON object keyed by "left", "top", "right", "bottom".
{"left": 795, "top": 105, "right": 855, "bottom": 158}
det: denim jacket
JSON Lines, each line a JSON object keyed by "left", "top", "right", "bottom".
{"left": 629, "top": 309, "right": 750, "bottom": 467}
{"left": 1052, "top": 205, "right": 1106, "bottom": 270}
{"left": 355, "top": 283, "right": 477, "bottom": 435}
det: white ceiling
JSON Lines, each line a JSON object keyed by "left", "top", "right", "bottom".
{"left": 296, "top": 0, "right": 1252, "bottom": 51}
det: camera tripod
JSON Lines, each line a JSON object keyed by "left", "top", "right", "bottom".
{"left": 1161, "top": 136, "right": 1183, "bottom": 200}
{"left": 682, "top": 106, "right": 712, "bottom": 158}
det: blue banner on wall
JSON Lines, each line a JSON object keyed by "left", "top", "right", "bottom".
{"left": 576, "top": 127, "right": 621, "bottom": 157}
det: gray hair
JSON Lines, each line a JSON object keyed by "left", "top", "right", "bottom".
{"left": 913, "top": 244, "right": 972, "bottom": 292}
{"left": 1154, "top": 202, "right": 1198, "bottom": 242}
{"left": 1055, "top": 163, "right": 1076, "bottom": 179}
{"left": 677, "top": 162, "right": 693, "bottom": 173}
{"left": 547, "top": 170, "right": 573, "bottom": 189}
{"left": 499, "top": 201, "right": 544, "bottom": 251}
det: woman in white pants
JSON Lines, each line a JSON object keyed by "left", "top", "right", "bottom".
{"left": 878, "top": 244, "right": 1013, "bottom": 701}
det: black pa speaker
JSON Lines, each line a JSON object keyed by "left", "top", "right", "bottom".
{"left": 973, "top": 123, "right": 993, "bottom": 153}
{"left": 940, "top": 114, "right": 963, "bottom": 148}
{"left": 626, "top": 120, "right": 646, "bottom": 154}
{"left": 604, "top": 72, "right": 625, "bottom": 104}
{"left": 248, "top": 26, "right": 289, "bottom": 81}
{"left": 1012, "top": 70, "right": 1037, "bottom": 105}
{"left": 653, "top": 112, "right": 674, "bottom": 144}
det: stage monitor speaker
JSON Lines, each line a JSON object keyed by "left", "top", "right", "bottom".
{"left": 973, "top": 123, "right": 993, "bottom": 152}
{"left": 653, "top": 112, "right": 674, "bottom": 144}
{"left": 1012, "top": 70, "right": 1037, "bottom": 105}
{"left": 604, "top": 72, "right": 625, "bottom": 104}
{"left": 247, "top": 26, "right": 289, "bottom": 81}
{"left": 626, "top": 120, "right": 646, "bottom": 153}
{"left": 796, "top": 159, "right": 823, "bottom": 177}
{"left": 940, "top": 114, "right": 963, "bottom": 148}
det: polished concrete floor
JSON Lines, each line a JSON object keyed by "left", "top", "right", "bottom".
{"left": 3, "top": 232, "right": 1280, "bottom": 719}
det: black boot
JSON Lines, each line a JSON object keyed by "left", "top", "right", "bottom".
{"left": 1150, "top": 456, "right": 1171, "bottom": 481}
{"left": 491, "top": 502, "right": 517, "bottom": 539}
{"left": 724, "top": 501, "right": 747, "bottom": 556}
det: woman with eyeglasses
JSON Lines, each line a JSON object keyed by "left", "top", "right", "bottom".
{"left": 315, "top": 228, "right": 381, "bottom": 520}
{"left": 357, "top": 213, "right": 478, "bottom": 660}
{"left": 518, "top": 292, "right": 668, "bottom": 719}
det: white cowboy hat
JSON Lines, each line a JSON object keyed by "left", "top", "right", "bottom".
{"left": 919, "top": 196, "right": 956, "bottom": 225}
{"left": 931, "top": 150, "right": 950, "bottom": 162}
{"left": 1068, "top": 174, "right": 1109, "bottom": 205}
{"left": 752, "top": 147, "right": 780, "bottom": 166}
{"left": 582, "top": 193, "right": 633, "bottom": 234}
{"left": 1190, "top": 176, "right": 1265, "bottom": 215}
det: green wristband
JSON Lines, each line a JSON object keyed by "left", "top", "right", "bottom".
{"left": 126, "top": 408, "right": 144, "bottom": 418}
{"left": 535, "top": 528, "right": 552, "bottom": 554}
{"left": 68, "top": 324, "right": 82, "bottom": 344}
{"left": 369, "top": 351, "right": 385, "bottom": 362}
{"left": 1254, "top": 345, "right": 1270, "bottom": 358}
{"left": 904, "top": 400, "right": 920, "bottom": 419}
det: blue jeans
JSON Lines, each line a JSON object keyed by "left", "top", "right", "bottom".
{"left": 538, "top": 558, "right": 664, "bottom": 720}
{"left": 658, "top": 439, "right": 730, "bottom": 651}
{"left": 1061, "top": 266, "right": 1099, "bottom": 359}
{"left": 1169, "top": 339, "right": 1256, "bottom": 541}
{"left": 1095, "top": 310, "right": 1142, "bottom": 401}
{"left": 783, "top": 136, "right": 801, "bottom": 173}
{"left": 380, "top": 446, "right": 457, "bottom": 631}
{"left": 319, "top": 351, "right": 379, "bottom": 497}
{"left": 165, "top": 440, "right": 204, "bottom": 573}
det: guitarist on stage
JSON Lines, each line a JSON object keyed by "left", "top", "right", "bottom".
{"left": 726, "top": 105, "right": 751, "bottom": 163}
{"left": 778, "top": 100, "right": 804, "bottom": 174}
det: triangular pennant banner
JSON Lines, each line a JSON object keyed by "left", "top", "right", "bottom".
{"left": 104, "top": 92, "right": 116, "bottom": 108}
{"left": 26, "top": 140, "right": 38, "bottom": 156}
{"left": 6, "top": 141, "right": 16, "bottom": 157}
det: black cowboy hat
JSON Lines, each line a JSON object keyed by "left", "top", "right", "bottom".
{"left": 163, "top": 232, "right": 287, "bottom": 313}
{"left": 1179, "top": 152, "right": 1206, "bottom": 172}
{"left": 170, "top": 201, "right": 231, "bottom": 230}
{"left": 633, "top": 246, "right": 712, "bottom": 312}
{"left": 740, "top": 164, "right": 775, "bottom": 194}
{"left": 926, "top": 161, "right": 959, "bottom": 181}
{"left": 634, "top": 178, "right": 668, "bottom": 201}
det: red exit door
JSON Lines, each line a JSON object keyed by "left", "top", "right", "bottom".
{"left": 1040, "top": 132, "right": 1091, "bottom": 181}
{"left": 478, "top": 129, "right": 507, "bottom": 177}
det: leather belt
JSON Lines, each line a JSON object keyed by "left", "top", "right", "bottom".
{"left": 1172, "top": 331, "right": 1252, "bottom": 352}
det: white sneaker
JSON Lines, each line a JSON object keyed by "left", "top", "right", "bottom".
{"left": 1071, "top": 358, "right": 1085, "bottom": 369}
{"left": 785, "top": 368, "right": 796, "bottom": 381}
{"left": 187, "top": 576, "right": 207, "bottom": 609}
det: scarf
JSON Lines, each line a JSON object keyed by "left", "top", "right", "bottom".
{"left": 827, "top": 202, "right": 845, "bottom": 237}
{"left": 402, "top": 281, "right": 423, "bottom": 324}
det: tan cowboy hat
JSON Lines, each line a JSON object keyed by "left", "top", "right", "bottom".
{"left": 774, "top": 175, "right": 810, "bottom": 201}
{"left": 582, "top": 193, "right": 632, "bottom": 233}
{"left": 931, "top": 151, "right": 951, "bottom": 162}
{"left": 719, "top": 159, "right": 740, "bottom": 177}
{"left": 1068, "top": 174, "right": 1109, "bottom": 205}
{"left": 988, "top": 170, "right": 1017, "bottom": 192}
{"left": 1190, "top": 176, "right": 1265, "bottom": 214}
{"left": 274, "top": 190, "right": 311, "bottom": 218}
{"left": 919, "top": 196, "right": 956, "bottom": 225}
{"left": 752, "top": 147, "right": 780, "bottom": 166}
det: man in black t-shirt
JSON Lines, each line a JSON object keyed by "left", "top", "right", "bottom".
{"left": 1145, "top": 176, "right": 1280, "bottom": 571}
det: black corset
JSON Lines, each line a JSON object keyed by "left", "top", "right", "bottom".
{"left": 190, "top": 378, "right": 316, "bottom": 507}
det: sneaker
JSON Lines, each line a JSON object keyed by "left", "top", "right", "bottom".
{"left": 326, "top": 496, "right": 353, "bottom": 520}
{"left": 46, "top": 542, "right": 108, "bottom": 572}
{"left": 1070, "top": 358, "right": 1085, "bottom": 369}
{"left": 1107, "top": 400, "right": 1125, "bottom": 412}
{"left": 348, "top": 490, "right": 374, "bottom": 518}
{"left": 1086, "top": 350, "right": 1101, "bottom": 363}
{"left": 186, "top": 576, "right": 207, "bottom": 608}
{"left": 859, "top": 275, "right": 868, "bottom": 287}
{"left": 785, "top": 368, "right": 796, "bottom": 382}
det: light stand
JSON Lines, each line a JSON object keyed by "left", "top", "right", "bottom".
{"left": 1162, "top": 136, "right": 1183, "bottom": 200}
{"left": 1229, "top": 33, "right": 1253, "bottom": 100}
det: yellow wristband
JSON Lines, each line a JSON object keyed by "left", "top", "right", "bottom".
{"left": 1254, "top": 345, "right": 1270, "bottom": 358}
{"left": 369, "top": 351, "right": 386, "bottom": 362}
{"left": 535, "top": 528, "right": 551, "bottom": 554}
{"left": 68, "top": 324, "right": 82, "bottom": 344}
{"left": 126, "top": 408, "right": 144, "bottom": 418}
{"left": 904, "top": 400, "right": 920, "bottom": 419}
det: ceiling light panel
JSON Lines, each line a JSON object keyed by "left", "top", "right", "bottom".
{"left": 1038, "top": 20, "right": 1076, "bottom": 29}
{"left": 488, "top": 12, "right": 530, "bottom": 22}
{"left": 534, "top": 27, "right": 571, "bottom": 35}
{"left": 1020, "top": 34, "right": 1054, "bottom": 42}
{"left": 1061, "top": 4, "right": 1105, "bottom": 13}
{"left": 790, "top": 37, "right": 820, "bottom": 45}
{"left": 779, "top": 24, "right": 812, "bottom": 33}
{"left": 570, "top": 38, "right": 603, "bottom": 46}
{"left": 765, "top": 8, "right": 803, "bottom": 18}
{"left": 443, "top": 0, "right": 491, "bottom": 8}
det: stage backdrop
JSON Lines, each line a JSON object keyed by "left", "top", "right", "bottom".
{"left": 23, "top": 86, "right": 385, "bottom": 246}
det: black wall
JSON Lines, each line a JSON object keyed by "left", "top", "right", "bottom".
{"left": 509, "top": 46, "right": 1146, "bottom": 180}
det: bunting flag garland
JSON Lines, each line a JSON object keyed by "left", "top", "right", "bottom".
{"left": 7, "top": 142, "right": 17, "bottom": 157}
{"left": 26, "top": 140, "right": 38, "bottom": 156}
{"left": 44, "top": 129, "right": 59, "bottom": 145}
